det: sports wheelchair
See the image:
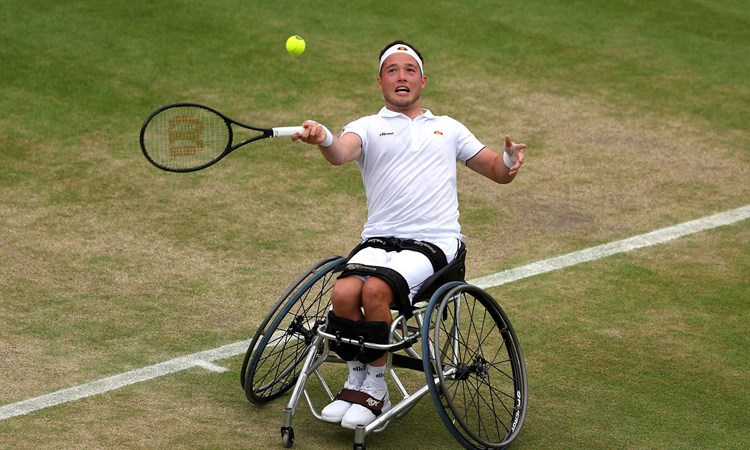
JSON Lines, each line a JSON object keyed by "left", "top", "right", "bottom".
{"left": 240, "top": 246, "right": 528, "bottom": 449}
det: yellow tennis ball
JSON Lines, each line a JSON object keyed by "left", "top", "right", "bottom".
{"left": 286, "top": 35, "right": 305, "bottom": 55}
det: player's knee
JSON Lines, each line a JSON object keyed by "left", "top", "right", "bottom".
{"left": 331, "top": 277, "right": 363, "bottom": 316}
{"left": 331, "top": 278, "right": 359, "bottom": 303}
{"left": 361, "top": 277, "right": 393, "bottom": 310}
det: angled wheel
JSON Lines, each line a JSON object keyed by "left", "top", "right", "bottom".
{"left": 422, "top": 283, "right": 528, "bottom": 449}
{"left": 240, "top": 256, "right": 340, "bottom": 389}
{"left": 242, "top": 256, "right": 346, "bottom": 403}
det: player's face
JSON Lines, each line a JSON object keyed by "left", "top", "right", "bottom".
{"left": 378, "top": 53, "right": 426, "bottom": 116}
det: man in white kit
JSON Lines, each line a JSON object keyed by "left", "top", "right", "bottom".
{"left": 294, "top": 40, "right": 526, "bottom": 429}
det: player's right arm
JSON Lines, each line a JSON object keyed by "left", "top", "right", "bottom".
{"left": 294, "top": 120, "right": 362, "bottom": 165}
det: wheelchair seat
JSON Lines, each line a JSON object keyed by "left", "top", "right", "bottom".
{"left": 410, "top": 242, "right": 467, "bottom": 305}
{"left": 387, "top": 242, "right": 466, "bottom": 319}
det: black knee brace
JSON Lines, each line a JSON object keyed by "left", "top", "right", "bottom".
{"left": 326, "top": 311, "right": 390, "bottom": 364}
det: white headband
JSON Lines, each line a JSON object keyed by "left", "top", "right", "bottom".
{"left": 379, "top": 44, "right": 424, "bottom": 75}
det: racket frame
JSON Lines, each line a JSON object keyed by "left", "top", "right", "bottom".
{"left": 139, "top": 102, "right": 302, "bottom": 172}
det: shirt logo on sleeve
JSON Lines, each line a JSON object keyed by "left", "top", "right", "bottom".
{"left": 433, "top": 130, "right": 443, "bottom": 135}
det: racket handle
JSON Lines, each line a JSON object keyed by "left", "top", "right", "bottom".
{"left": 272, "top": 126, "right": 305, "bottom": 138}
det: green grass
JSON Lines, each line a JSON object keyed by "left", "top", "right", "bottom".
{"left": 1, "top": 0, "right": 748, "bottom": 449}
{"left": 504, "top": 224, "right": 750, "bottom": 449}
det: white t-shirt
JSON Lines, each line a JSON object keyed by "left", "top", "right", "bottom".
{"left": 342, "top": 107, "right": 485, "bottom": 241}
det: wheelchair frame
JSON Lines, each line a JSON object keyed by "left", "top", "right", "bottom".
{"left": 240, "top": 253, "right": 528, "bottom": 450}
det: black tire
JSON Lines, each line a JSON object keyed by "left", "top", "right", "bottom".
{"left": 422, "top": 283, "right": 528, "bottom": 449}
{"left": 242, "top": 256, "right": 345, "bottom": 403}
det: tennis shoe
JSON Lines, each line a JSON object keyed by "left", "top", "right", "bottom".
{"left": 321, "top": 380, "right": 361, "bottom": 423}
{"left": 340, "top": 378, "right": 391, "bottom": 430}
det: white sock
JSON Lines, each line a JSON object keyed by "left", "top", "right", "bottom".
{"left": 366, "top": 364, "right": 387, "bottom": 390}
{"left": 347, "top": 361, "right": 366, "bottom": 386}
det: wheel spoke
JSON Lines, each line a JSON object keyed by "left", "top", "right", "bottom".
{"left": 244, "top": 257, "right": 343, "bottom": 403}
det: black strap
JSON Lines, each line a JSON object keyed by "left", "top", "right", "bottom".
{"left": 347, "top": 237, "right": 448, "bottom": 272}
{"left": 335, "top": 388, "right": 387, "bottom": 416}
{"left": 326, "top": 310, "right": 390, "bottom": 363}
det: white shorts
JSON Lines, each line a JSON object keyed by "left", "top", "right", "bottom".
{"left": 347, "top": 237, "right": 460, "bottom": 303}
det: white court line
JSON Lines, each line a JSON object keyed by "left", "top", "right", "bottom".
{"left": 1, "top": 204, "right": 748, "bottom": 421}
{"left": 192, "top": 360, "right": 230, "bottom": 373}
{"left": 0, "top": 340, "right": 251, "bottom": 421}
{"left": 472, "top": 204, "right": 750, "bottom": 289}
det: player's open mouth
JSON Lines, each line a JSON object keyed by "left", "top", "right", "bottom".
{"left": 395, "top": 87, "right": 410, "bottom": 94}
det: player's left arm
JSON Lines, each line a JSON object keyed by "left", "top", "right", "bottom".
{"left": 466, "top": 135, "right": 526, "bottom": 184}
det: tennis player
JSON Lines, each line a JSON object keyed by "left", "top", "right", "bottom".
{"left": 294, "top": 40, "right": 526, "bottom": 429}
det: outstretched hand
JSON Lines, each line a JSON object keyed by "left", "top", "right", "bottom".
{"left": 504, "top": 134, "right": 526, "bottom": 176}
{"left": 292, "top": 120, "right": 330, "bottom": 146}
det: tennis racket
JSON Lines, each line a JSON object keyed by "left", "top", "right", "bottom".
{"left": 139, "top": 103, "right": 304, "bottom": 172}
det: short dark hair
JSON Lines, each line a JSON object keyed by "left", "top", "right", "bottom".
{"left": 378, "top": 40, "right": 424, "bottom": 65}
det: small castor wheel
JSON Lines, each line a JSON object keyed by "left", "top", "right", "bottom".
{"left": 281, "top": 426, "right": 294, "bottom": 448}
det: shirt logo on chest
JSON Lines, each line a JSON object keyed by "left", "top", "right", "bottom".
{"left": 379, "top": 131, "right": 394, "bottom": 137}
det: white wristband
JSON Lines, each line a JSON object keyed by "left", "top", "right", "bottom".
{"left": 503, "top": 151, "right": 515, "bottom": 169}
{"left": 320, "top": 125, "right": 334, "bottom": 147}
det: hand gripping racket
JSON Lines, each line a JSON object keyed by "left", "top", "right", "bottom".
{"left": 139, "top": 103, "right": 304, "bottom": 172}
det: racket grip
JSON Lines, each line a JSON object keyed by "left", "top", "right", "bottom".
{"left": 272, "top": 126, "right": 305, "bottom": 138}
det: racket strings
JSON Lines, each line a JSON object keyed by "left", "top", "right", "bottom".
{"left": 143, "top": 106, "right": 230, "bottom": 170}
